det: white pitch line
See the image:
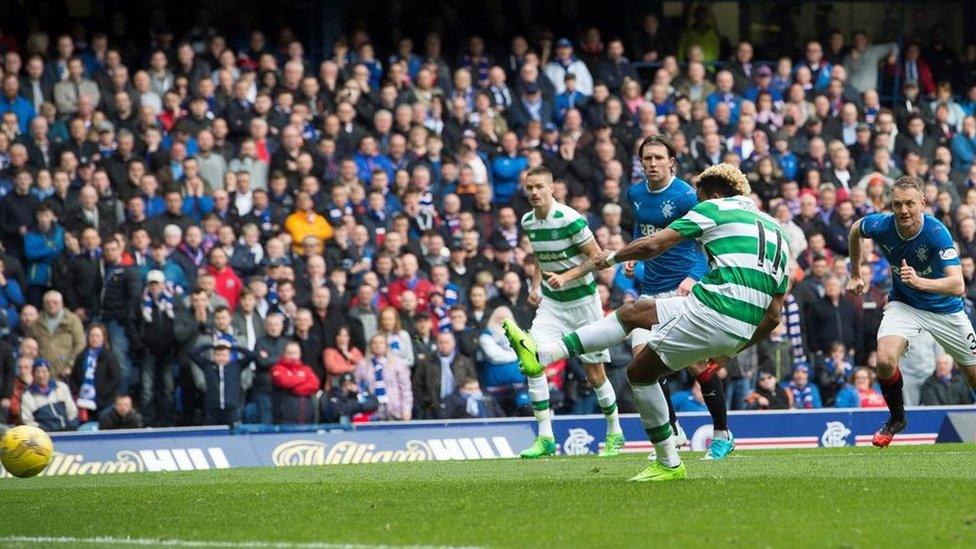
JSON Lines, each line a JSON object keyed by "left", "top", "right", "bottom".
{"left": 710, "top": 450, "right": 975, "bottom": 459}
{"left": 0, "top": 536, "right": 483, "bottom": 549}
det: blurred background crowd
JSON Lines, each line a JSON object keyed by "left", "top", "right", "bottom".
{"left": 0, "top": 0, "right": 975, "bottom": 432}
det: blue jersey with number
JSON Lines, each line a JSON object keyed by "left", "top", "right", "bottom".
{"left": 628, "top": 176, "right": 708, "bottom": 295}
{"left": 860, "top": 213, "right": 963, "bottom": 314}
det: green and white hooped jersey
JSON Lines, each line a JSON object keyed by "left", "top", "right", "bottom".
{"left": 523, "top": 202, "right": 597, "bottom": 306}
{"left": 668, "top": 195, "right": 790, "bottom": 342}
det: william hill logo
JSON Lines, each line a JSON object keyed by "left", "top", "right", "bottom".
{"left": 0, "top": 448, "right": 230, "bottom": 478}
{"left": 272, "top": 437, "right": 516, "bottom": 466}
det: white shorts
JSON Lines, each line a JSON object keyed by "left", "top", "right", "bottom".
{"left": 531, "top": 294, "right": 611, "bottom": 364}
{"left": 630, "top": 290, "right": 679, "bottom": 349}
{"left": 878, "top": 301, "right": 976, "bottom": 366}
{"left": 646, "top": 295, "right": 746, "bottom": 371}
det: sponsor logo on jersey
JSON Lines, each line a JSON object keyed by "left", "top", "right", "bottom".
{"left": 639, "top": 224, "right": 660, "bottom": 237}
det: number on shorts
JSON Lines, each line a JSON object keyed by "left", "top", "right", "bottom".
{"left": 967, "top": 332, "right": 976, "bottom": 352}
{"left": 755, "top": 220, "right": 783, "bottom": 274}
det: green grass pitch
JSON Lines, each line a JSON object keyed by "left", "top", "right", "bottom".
{"left": 1, "top": 444, "right": 975, "bottom": 548}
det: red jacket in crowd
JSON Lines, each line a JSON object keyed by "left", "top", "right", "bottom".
{"left": 206, "top": 264, "right": 244, "bottom": 311}
{"left": 386, "top": 275, "right": 435, "bottom": 310}
{"left": 270, "top": 359, "right": 320, "bottom": 396}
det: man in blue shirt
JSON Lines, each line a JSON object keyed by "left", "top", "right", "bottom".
{"left": 0, "top": 75, "right": 35, "bottom": 134}
{"left": 848, "top": 176, "right": 976, "bottom": 447}
{"left": 626, "top": 135, "right": 734, "bottom": 460}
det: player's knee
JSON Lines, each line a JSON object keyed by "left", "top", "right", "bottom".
{"left": 583, "top": 362, "right": 607, "bottom": 385}
{"left": 618, "top": 301, "right": 655, "bottom": 331}
{"left": 875, "top": 351, "right": 899, "bottom": 377}
{"left": 627, "top": 360, "right": 657, "bottom": 385}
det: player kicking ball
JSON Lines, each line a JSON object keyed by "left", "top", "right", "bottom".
{"left": 504, "top": 164, "right": 789, "bottom": 481}
{"left": 626, "top": 135, "right": 734, "bottom": 460}
{"left": 847, "top": 176, "right": 976, "bottom": 447}
{"left": 515, "top": 166, "right": 625, "bottom": 459}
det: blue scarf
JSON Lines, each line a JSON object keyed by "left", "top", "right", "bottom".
{"left": 77, "top": 348, "right": 100, "bottom": 410}
{"left": 372, "top": 357, "right": 387, "bottom": 403}
{"left": 254, "top": 207, "right": 273, "bottom": 232}
{"left": 142, "top": 283, "right": 177, "bottom": 323}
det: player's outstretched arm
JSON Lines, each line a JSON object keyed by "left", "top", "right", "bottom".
{"left": 846, "top": 220, "right": 867, "bottom": 295}
{"left": 603, "top": 228, "right": 684, "bottom": 268}
{"left": 548, "top": 229, "right": 684, "bottom": 289}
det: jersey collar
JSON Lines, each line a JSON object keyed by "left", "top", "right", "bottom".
{"left": 895, "top": 216, "right": 924, "bottom": 241}
{"left": 646, "top": 175, "right": 676, "bottom": 194}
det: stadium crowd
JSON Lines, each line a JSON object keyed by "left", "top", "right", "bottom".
{"left": 0, "top": 6, "right": 975, "bottom": 432}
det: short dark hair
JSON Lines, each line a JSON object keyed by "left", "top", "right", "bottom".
{"left": 638, "top": 134, "right": 677, "bottom": 159}
{"left": 524, "top": 166, "right": 553, "bottom": 181}
{"left": 893, "top": 175, "right": 923, "bottom": 194}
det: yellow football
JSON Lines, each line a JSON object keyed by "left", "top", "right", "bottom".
{"left": 0, "top": 425, "right": 54, "bottom": 478}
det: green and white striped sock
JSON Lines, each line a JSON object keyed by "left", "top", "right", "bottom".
{"left": 527, "top": 374, "right": 553, "bottom": 439}
{"left": 594, "top": 379, "right": 621, "bottom": 435}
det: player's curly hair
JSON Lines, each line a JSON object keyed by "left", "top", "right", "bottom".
{"left": 696, "top": 163, "right": 752, "bottom": 198}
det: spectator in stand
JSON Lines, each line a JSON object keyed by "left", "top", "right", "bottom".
{"left": 356, "top": 333, "right": 412, "bottom": 421}
{"left": 544, "top": 38, "right": 593, "bottom": 96}
{"left": 251, "top": 313, "right": 288, "bottom": 424}
{"left": 24, "top": 204, "right": 65, "bottom": 306}
{"left": 671, "top": 381, "right": 708, "bottom": 413}
{"left": 0, "top": 339, "right": 14, "bottom": 422}
{"left": 478, "top": 306, "right": 529, "bottom": 416}
{"left": 744, "top": 371, "right": 792, "bottom": 410}
{"left": 20, "top": 359, "right": 78, "bottom": 431}
{"left": 98, "top": 394, "right": 144, "bottom": 430}
{"left": 320, "top": 372, "right": 379, "bottom": 423}
{"left": 69, "top": 323, "right": 120, "bottom": 421}
{"left": 804, "top": 276, "right": 858, "bottom": 356}
{"left": 137, "top": 271, "right": 180, "bottom": 426}
{"left": 323, "top": 325, "right": 364, "bottom": 390}
{"left": 205, "top": 247, "right": 243, "bottom": 310}
{"left": 28, "top": 290, "right": 85, "bottom": 380}
{"left": 836, "top": 367, "right": 886, "bottom": 408}
{"left": 270, "top": 340, "right": 320, "bottom": 424}
{"left": 95, "top": 237, "right": 141, "bottom": 394}
{"left": 377, "top": 306, "right": 414, "bottom": 370}
{"left": 189, "top": 339, "right": 256, "bottom": 426}
{"left": 284, "top": 192, "right": 333, "bottom": 254}
{"left": 413, "top": 330, "right": 477, "bottom": 418}
{"left": 920, "top": 354, "right": 975, "bottom": 405}
{"left": 438, "top": 377, "right": 503, "bottom": 419}
{"left": 784, "top": 364, "right": 823, "bottom": 409}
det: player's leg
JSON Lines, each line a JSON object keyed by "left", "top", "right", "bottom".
{"left": 688, "top": 359, "right": 735, "bottom": 459}
{"left": 874, "top": 335, "right": 910, "bottom": 445}
{"left": 921, "top": 309, "right": 976, "bottom": 403}
{"left": 572, "top": 296, "right": 624, "bottom": 456}
{"left": 582, "top": 360, "right": 625, "bottom": 456}
{"left": 626, "top": 346, "right": 687, "bottom": 482}
{"left": 520, "top": 299, "right": 658, "bottom": 369}
{"left": 514, "top": 303, "right": 560, "bottom": 458}
{"left": 633, "top": 338, "right": 682, "bottom": 460}
{"left": 872, "top": 302, "right": 921, "bottom": 447}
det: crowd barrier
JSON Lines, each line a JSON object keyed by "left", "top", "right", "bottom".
{"left": 3, "top": 406, "right": 974, "bottom": 477}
